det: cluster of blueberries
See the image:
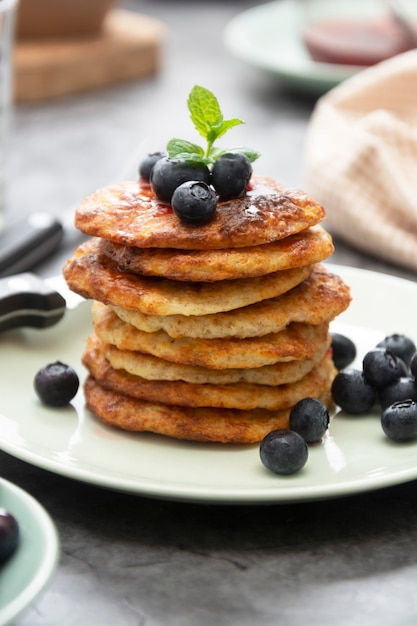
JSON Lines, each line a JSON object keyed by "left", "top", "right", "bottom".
{"left": 139, "top": 151, "right": 253, "bottom": 225}
{"left": 331, "top": 333, "right": 417, "bottom": 443}
{"left": 260, "top": 332, "right": 417, "bottom": 476}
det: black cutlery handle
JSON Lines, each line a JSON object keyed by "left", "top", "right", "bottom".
{"left": 0, "top": 273, "right": 66, "bottom": 332}
{"left": 0, "top": 213, "right": 64, "bottom": 277}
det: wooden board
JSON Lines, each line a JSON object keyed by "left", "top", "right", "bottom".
{"left": 14, "top": 9, "right": 165, "bottom": 102}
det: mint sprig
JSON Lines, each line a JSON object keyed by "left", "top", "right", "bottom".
{"left": 166, "top": 85, "right": 260, "bottom": 165}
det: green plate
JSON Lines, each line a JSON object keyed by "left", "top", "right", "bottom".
{"left": 0, "top": 478, "right": 59, "bottom": 625}
{"left": 224, "top": 0, "right": 368, "bottom": 95}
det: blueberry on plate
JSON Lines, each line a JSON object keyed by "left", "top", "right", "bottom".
{"left": 331, "top": 368, "right": 376, "bottom": 414}
{"left": 0, "top": 509, "right": 19, "bottom": 564}
{"left": 138, "top": 151, "right": 165, "bottom": 182}
{"left": 377, "top": 334, "right": 416, "bottom": 369}
{"left": 260, "top": 429, "right": 308, "bottom": 475}
{"left": 331, "top": 332, "right": 357, "bottom": 370}
{"left": 34, "top": 361, "right": 79, "bottom": 407}
{"left": 381, "top": 399, "right": 417, "bottom": 442}
{"left": 362, "top": 348, "right": 406, "bottom": 388}
{"left": 150, "top": 157, "right": 211, "bottom": 203}
{"left": 211, "top": 152, "right": 252, "bottom": 201}
{"left": 410, "top": 352, "right": 417, "bottom": 379}
{"left": 378, "top": 376, "right": 417, "bottom": 411}
{"left": 289, "top": 397, "right": 329, "bottom": 443}
{"left": 171, "top": 181, "right": 217, "bottom": 225}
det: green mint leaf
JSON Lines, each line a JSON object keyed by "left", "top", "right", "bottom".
{"left": 208, "top": 118, "right": 244, "bottom": 144}
{"left": 172, "top": 152, "right": 210, "bottom": 164}
{"left": 166, "top": 85, "right": 260, "bottom": 167}
{"left": 227, "top": 146, "right": 261, "bottom": 163}
{"left": 187, "top": 85, "right": 223, "bottom": 140}
{"left": 207, "top": 146, "right": 260, "bottom": 163}
{"left": 167, "top": 138, "right": 204, "bottom": 159}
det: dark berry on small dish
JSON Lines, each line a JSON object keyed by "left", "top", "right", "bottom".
{"left": 363, "top": 348, "right": 405, "bottom": 388}
{"left": 260, "top": 429, "right": 308, "bottom": 475}
{"left": 381, "top": 399, "right": 417, "bottom": 442}
{"left": 331, "top": 332, "right": 357, "bottom": 370}
{"left": 376, "top": 334, "right": 416, "bottom": 370}
{"left": 211, "top": 152, "right": 252, "bottom": 201}
{"left": 409, "top": 352, "right": 417, "bottom": 379}
{"left": 331, "top": 368, "right": 376, "bottom": 414}
{"left": 379, "top": 376, "right": 417, "bottom": 411}
{"left": 0, "top": 509, "right": 19, "bottom": 564}
{"left": 289, "top": 397, "right": 329, "bottom": 443}
{"left": 150, "top": 157, "right": 211, "bottom": 203}
{"left": 171, "top": 181, "right": 217, "bottom": 225}
{"left": 138, "top": 151, "right": 165, "bottom": 182}
{"left": 34, "top": 361, "right": 79, "bottom": 407}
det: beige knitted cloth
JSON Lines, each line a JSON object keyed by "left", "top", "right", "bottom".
{"left": 305, "top": 49, "right": 417, "bottom": 272}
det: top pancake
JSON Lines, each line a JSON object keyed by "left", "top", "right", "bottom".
{"left": 74, "top": 175, "right": 326, "bottom": 250}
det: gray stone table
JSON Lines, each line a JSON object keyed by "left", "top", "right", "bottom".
{"left": 2, "top": 1, "right": 417, "bottom": 624}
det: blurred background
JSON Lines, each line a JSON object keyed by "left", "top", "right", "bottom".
{"left": 8, "top": 1, "right": 315, "bottom": 233}
{"left": 7, "top": 0, "right": 417, "bottom": 279}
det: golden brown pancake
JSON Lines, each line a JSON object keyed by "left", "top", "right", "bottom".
{"left": 83, "top": 338, "right": 335, "bottom": 411}
{"left": 74, "top": 176, "right": 326, "bottom": 250}
{"left": 112, "top": 264, "right": 351, "bottom": 339}
{"left": 63, "top": 239, "right": 312, "bottom": 316}
{"left": 99, "top": 335, "right": 331, "bottom": 385}
{"left": 92, "top": 302, "right": 330, "bottom": 369}
{"left": 99, "top": 225, "right": 334, "bottom": 282}
{"left": 84, "top": 376, "right": 334, "bottom": 443}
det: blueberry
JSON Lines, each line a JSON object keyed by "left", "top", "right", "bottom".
{"left": 0, "top": 509, "right": 19, "bottom": 564}
{"left": 34, "top": 361, "right": 79, "bottom": 407}
{"left": 363, "top": 348, "right": 405, "bottom": 388}
{"left": 260, "top": 429, "right": 308, "bottom": 475}
{"left": 331, "top": 332, "right": 357, "bottom": 370}
{"left": 150, "top": 157, "right": 211, "bottom": 203}
{"left": 331, "top": 368, "right": 376, "bottom": 414}
{"left": 138, "top": 151, "right": 165, "bottom": 182}
{"left": 381, "top": 399, "right": 417, "bottom": 442}
{"left": 377, "top": 334, "right": 416, "bottom": 369}
{"left": 379, "top": 376, "right": 417, "bottom": 410}
{"left": 211, "top": 152, "right": 252, "bottom": 201}
{"left": 171, "top": 181, "right": 217, "bottom": 225}
{"left": 289, "top": 397, "right": 329, "bottom": 443}
{"left": 377, "top": 333, "right": 417, "bottom": 368}
{"left": 410, "top": 352, "right": 417, "bottom": 379}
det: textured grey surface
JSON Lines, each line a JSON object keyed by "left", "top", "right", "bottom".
{"left": 2, "top": 1, "right": 417, "bottom": 624}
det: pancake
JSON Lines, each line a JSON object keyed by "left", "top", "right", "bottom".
{"left": 63, "top": 239, "right": 312, "bottom": 316}
{"left": 99, "top": 335, "right": 331, "bottom": 385}
{"left": 74, "top": 176, "right": 326, "bottom": 250}
{"left": 92, "top": 302, "right": 330, "bottom": 369}
{"left": 83, "top": 338, "right": 335, "bottom": 411}
{"left": 84, "top": 376, "right": 334, "bottom": 443}
{"left": 112, "top": 264, "right": 351, "bottom": 339}
{"left": 99, "top": 225, "right": 334, "bottom": 282}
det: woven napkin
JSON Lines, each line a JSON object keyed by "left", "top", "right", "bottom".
{"left": 304, "top": 49, "right": 417, "bottom": 272}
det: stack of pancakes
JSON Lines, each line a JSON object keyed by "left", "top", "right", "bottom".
{"left": 63, "top": 175, "right": 351, "bottom": 443}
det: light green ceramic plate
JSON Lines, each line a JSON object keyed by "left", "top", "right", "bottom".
{"left": 224, "top": 0, "right": 374, "bottom": 94}
{"left": 0, "top": 265, "right": 417, "bottom": 504}
{"left": 0, "top": 478, "right": 59, "bottom": 626}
